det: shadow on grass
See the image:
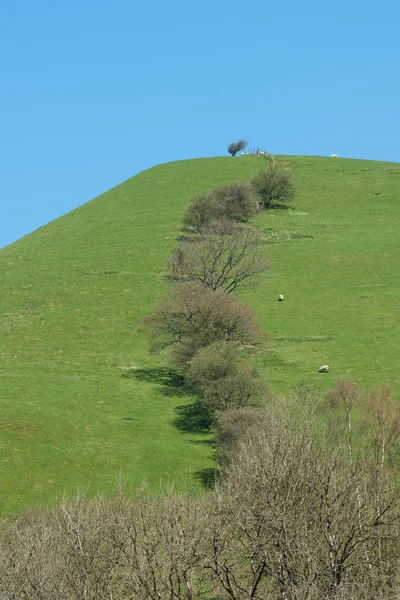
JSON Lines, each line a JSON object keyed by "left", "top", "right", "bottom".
{"left": 125, "top": 366, "right": 213, "bottom": 435}
{"left": 173, "top": 399, "right": 213, "bottom": 434}
{"left": 124, "top": 366, "right": 188, "bottom": 397}
{"left": 268, "top": 202, "right": 291, "bottom": 210}
{"left": 125, "top": 367, "right": 216, "bottom": 490}
{"left": 194, "top": 467, "right": 220, "bottom": 489}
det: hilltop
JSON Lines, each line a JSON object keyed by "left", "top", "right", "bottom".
{"left": 0, "top": 155, "right": 399, "bottom": 512}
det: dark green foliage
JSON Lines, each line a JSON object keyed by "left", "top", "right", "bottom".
{"left": 187, "top": 341, "right": 262, "bottom": 412}
{"left": 213, "top": 181, "right": 259, "bottom": 222}
{"left": 183, "top": 182, "right": 258, "bottom": 232}
{"left": 182, "top": 191, "right": 219, "bottom": 232}
{"left": 227, "top": 139, "right": 247, "bottom": 156}
{"left": 252, "top": 166, "right": 295, "bottom": 208}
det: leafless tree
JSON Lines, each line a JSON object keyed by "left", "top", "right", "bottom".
{"left": 0, "top": 393, "right": 398, "bottom": 600}
{"left": 215, "top": 397, "right": 400, "bottom": 600}
{"left": 170, "top": 220, "right": 269, "bottom": 294}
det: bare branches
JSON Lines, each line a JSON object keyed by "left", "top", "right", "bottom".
{"left": 0, "top": 400, "right": 399, "bottom": 600}
{"left": 170, "top": 221, "right": 269, "bottom": 294}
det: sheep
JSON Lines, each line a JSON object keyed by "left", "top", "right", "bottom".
{"left": 278, "top": 295, "right": 284, "bottom": 301}
{"left": 331, "top": 154, "right": 338, "bottom": 158}
{"left": 319, "top": 365, "right": 330, "bottom": 373}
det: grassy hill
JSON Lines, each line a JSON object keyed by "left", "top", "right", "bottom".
{"left": 1, "top": 155, "right": 399, "bottom": 513}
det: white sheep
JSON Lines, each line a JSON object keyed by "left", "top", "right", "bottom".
{"left": 278, "top": 295, "right": 284, "bottom": 301}
{"left": 331, "top": 154, "right": 338, "bottom": 158}
{"left": 319, "top": 365, "right": 330, "bottom": 373}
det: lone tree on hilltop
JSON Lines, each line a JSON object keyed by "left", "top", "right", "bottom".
{"left": 227, "top": 139, "right": 247, "bottom": 156}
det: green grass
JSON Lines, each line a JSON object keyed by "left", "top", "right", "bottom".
{"left": 0, "top": 155, "right": 399, "bottom": 512}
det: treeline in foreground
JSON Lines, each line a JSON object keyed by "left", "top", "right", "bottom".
{"left": 0, "top": 385, "right": 399, "bottom": 600}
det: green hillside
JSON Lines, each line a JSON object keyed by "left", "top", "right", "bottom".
{"left": 1, "top": 155, "right": 399, "bottom": 513}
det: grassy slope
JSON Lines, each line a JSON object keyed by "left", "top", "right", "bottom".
{"left": 0, "top": 155, "right": 399, "bottom": 512}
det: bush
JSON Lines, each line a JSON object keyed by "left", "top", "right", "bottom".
{"left": 145, "top": 283, "right": 260, "bottom": 365}
{"left": 213, "top": 181, "right": 259, "bottom": 222}
{"left": 183, "top": 182, "right": 258, "bottom": 232}
{"left": 170, "top": 220, "right": 269, "bottom": 293}
{"left": 187, "top": 341, "right": 261, "bottom": 412}
{"left": 227, "top": 139, "right": 247, "bottom": 156}
{"left": 214, "top": 405, "right": 270, "bottom": 468}
{"left": 252, "top": 166, "right": 295, "bottom": 208}
{"left": 182, "top": 191, "right": 221, "bottom": 232}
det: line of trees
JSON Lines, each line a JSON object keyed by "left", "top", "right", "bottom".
{"left": 146, "top": 173, "right": 275, "bottom": 416}
{"left": 145, "top": 156, "right": 295, "bottom": 417}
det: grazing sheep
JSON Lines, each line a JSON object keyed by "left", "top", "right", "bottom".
{"left": 319, "top": 365, "right": 330, "bottom": 373}
{"left": 331, "top": 154, "right": 338, "bottom": 158}
{"left": 278, "top": 295, "right": 284, "bottom": 301}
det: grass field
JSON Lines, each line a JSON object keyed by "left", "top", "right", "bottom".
{"left": 0, "top": 155, "right": 399, "bottom": 513}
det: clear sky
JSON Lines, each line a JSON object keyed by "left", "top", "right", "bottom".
{"left": 1, "top": 0, "right": 399, "bottom": 249}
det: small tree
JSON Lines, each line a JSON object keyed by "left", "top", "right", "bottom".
{"left": 187, "top": 341, "right": 261, "bottom": 413}
{"left": 212, "top": 182, "right": 259, "bottom": 222}
{"left": 183, "top": 182, "right": 259, "bottom": 232}
{"left": 252, "top": 166, "right": 295, "bottom": 208}
{"left": 170, "top": 220, "right": 269, "bottom": 294}
{"left": 227, "top": 139, "right": 248, "bottom": 156}
{"left": 182, "top": 191, "right": 222, "bottom": 232}
{"left": 145, "top": 283, "right": 260, "bottom": 365}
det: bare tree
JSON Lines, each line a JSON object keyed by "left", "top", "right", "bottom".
{"left": 170, "top": 221, "right": 269, "bottom": 294}
{"left": 0, "top": 393, "right": 398, "bottom": 600}
{"left": 215, "top": 397, "right": 400, "bottom": 600}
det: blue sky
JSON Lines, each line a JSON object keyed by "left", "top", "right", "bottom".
{"left": 1, "top": 0, "right": 399, "bottom": 249}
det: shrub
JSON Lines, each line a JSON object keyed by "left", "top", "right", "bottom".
{"left": 170, "top": 220, "right": 269, "bottom": 293}
{"left": 187, "top": 341, "right": 261, "bottom": 412}
{"left": 145, "top": 283, "right": 260, "bottom": 365}
{"left": 227, "top": 139, "right": 247, "bottom": 156}
{"left": 252, "top": 166, "right": 295, "bottom": 208}
{"left": 182, "top": 191, "right": 222, "bottom": 232}
{"left": 183, "top": 182, "right": 258, "bottom": 232}
{"left": 215, "top": 405, "right": 270, "bottom": 468}
{"left": 213, "top": 181, "right": 259, "bottom": 222}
